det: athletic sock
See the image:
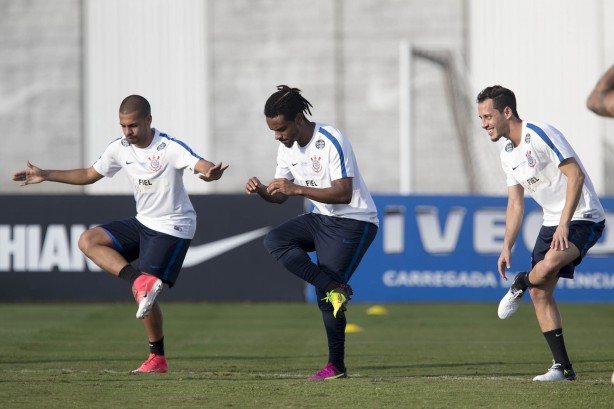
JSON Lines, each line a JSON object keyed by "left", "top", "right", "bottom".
{"left": 331, "top": 361, "right": 346, "bottom": 373}
{"left": 324, "top": 281, "right": 344, "bottom": 293}
{"left": 149, "top": 337, "right": 165, "bottom": 356}
{"left": 118, "top": 264, "right": 140, "bottom": 285}
{"left": 543, "top": 329, "right": 572, "bottom": 369}
{"left": 322, "top": 310, "right": 345, "bottom": 368}
{"left": 511, "top": 271, "right": 531, "bottom": 291}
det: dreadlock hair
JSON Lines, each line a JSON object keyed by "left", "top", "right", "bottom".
{"left": 119, "top": 95, "right": 151, "bottom": 118}
{"left": 264, "top": 85, "right": 313, "bottom": 120}
{"left": 476, "top": 85, "right": 520, "bottom": 118}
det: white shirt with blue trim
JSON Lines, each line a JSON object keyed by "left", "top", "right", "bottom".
{"left": 501, "top": 121, "right": 604, "bottom": 226}
{"left": 93, "top": 128, "right": 202, "bottom": 238}
{"left": 274, "top": 123, "right": 379, "bottom": 226}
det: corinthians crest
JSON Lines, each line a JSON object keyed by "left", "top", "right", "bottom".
{"left": 147, "top": 154, "right": 162, "bottom": 172}
{"left": 525, "top": 149, "right": 536, "bottom": 167}
{"left": 310, "top": 155, "right": 322, "bottom": 173}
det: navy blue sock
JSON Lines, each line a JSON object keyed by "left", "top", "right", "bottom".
{"left": 322, "top": 309, "right": 346, "bottom": 371}
{"left": 149, "top": 337, "right": 165, "bottom": 356}
{"left": 118, "top": 264, "right": 140, "bottom": 285}
{"left": 543, "top": 329, "right": 571, "bottom": 369}
{"left": 511, "top": 271, "right": 531, "bottom": 291}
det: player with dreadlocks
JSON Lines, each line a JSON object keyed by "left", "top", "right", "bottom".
{"left": 246, "top": 85, "right": 379, "bottom": 379}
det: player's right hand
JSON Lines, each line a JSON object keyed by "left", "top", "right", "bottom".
{"left": 12, "top": 161, "right": 46, "bottom": 186}
{"left": 497, "top": 249, "right": 512, "bottom": 280}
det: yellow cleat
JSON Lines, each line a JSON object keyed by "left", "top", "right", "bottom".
{"left": 322, "top": 284, "right": 353, "bottom": 318}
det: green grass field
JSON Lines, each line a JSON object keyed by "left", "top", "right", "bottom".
{"left": 1, "top": 301, "right": 613, "bottom": 408}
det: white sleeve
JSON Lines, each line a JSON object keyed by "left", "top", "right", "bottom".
{"left": 168, "top": 139, "right": 202, "bottom": 172}
{"left": 274, "top": 145, "right": 292, "bottom": 180}
{"left": 92, "top": 139, "right": 123, "bottom": 178}
{"left": 329, "top": 136, "right": 355, "bottom": 181}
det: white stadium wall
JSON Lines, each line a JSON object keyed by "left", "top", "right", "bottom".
{"left": 83, "top": 0, "right": 212, "bottom": 194}
{"left": 2, "top": 1, "right": 614, "bottom": 195}
{"left": 469, "top": 0, "right": 614, "bottom": 195}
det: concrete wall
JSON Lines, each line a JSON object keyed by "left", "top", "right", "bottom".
{"left": 83, "top": 0, "right": 212, "bottom": 194}
{"left": 469, "top": 0, "right": 614, "bottom": 195}
{"left": 2, "top": 0, "right": 613, "bottom": 196}
{"left": 0, "top": 0, "right": 83, "bottom": 194}
{"left": 0, "top": 0, "right": 468, "bottom": 195}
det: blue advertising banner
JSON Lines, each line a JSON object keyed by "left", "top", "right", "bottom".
{"left": 309, "top": 195, "right": 614, "bottom": 303}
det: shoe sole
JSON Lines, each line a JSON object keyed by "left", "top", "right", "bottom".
{"left": 135, "top": 279, "right": 163, "bottom": 319}
{"left": 308, "top": 372, "right": 348, "bottom": 380}
{"left": 498, "top": 303, "right": 520, "bottom": 320}
{"left": 332, "top": 292, "right": 351, "bottom": 318}
{"left": 130, "top": 368, "right": 168, "bottom": 374}
{"left": 325, "top": 373, "right": 347, "bottom": 380}
{"left": 333, "top": 304, "right": 348, "bottom": 318}
{"left": 533, "top": 376, "right": 574, "bottom": 381}
{"left": 497, "top": 291, "right": 522, "bottom": 320}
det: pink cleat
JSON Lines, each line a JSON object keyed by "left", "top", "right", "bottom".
{"left": 131, "top": 353, "right": 168, "bottom": 374}
{"left": 132, "top": 275, "right": 163, "bottom": 319}
{"left": 308, "top": 362, "right": 347, "bottom": 380}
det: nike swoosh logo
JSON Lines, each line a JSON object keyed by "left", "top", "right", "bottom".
{"left": 292, "top": 163, "right": 298, "bottom": 166}
{"left": 182, "top": 227, "right": 271, "bottom": 268}
{"left": 512, "top": 161, "right": 526, "bottom": 170}
{"left": 126, "top": 161, "right": 135, "bottom": 165}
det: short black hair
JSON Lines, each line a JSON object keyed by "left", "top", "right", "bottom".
{"left": 476, "top": 85, "right": 520, "bottom": 118}
{"left": 264, "top": 85, "right": 313, "bottom": 120}
{"left": 119, "top": 95, "right": 151, "bottom": 118}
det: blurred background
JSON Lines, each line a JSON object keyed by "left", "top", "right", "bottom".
{"left": 2, "top": 0, "right": 613, "bottom": 196}
{"left": 1, "top": 0, "right": 614, "bottom": 302}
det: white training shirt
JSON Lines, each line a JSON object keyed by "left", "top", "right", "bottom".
{"left": 93, "top": 129, "right": 202, "bottom": 239}
{"left": 501, "top": 121, "right": 605, "bottom": 226}
{"left": 274, "top": 123, "right": 379, "bottom": 226}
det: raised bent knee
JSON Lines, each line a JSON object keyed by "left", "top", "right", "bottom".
{"left": 78, "top": 227, "right": 109, "bottom": 255}
{"left": 263, "top": 228, "right": 285, "bottom": 254}
{"left": 535, "top": 258, "right": 562, "bottom": 279}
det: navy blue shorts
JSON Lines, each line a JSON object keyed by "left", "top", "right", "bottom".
{"left": 101, "top": 217, "right": 191, "bottom": 287}
{"left": 531, "top": 220, "right": 605, "bottom": 279}
{"left": 266, "top": 212, "right": 378, "bottom": 284}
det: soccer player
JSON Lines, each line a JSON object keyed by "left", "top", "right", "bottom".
{"left": 12, "top": 95, "right": 228, "bottom": 374}
{"left": 586, "top": 64, "right": 614, "bottom": 383}
{"left": 587, "top": 64, "right": 614, "bottom": 116}
{"left": 245, "top": 85, "right": 378, "bottom": 380}
{"left": 476, "top": 85, "right": 605, "bottom": 381}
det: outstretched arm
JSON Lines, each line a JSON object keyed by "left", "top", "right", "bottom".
{"left": 195, "top": 159, "right": 229, "bottom": 182}
{"left": 587, "top": 64, "right": 614, "bottom": 117}
{"left": 12, "top": 161, "right": 103, "bottom": 186}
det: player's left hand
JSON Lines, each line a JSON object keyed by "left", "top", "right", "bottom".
{"left": 199, "top": 162, "right": 229, "bottom": 182}
{"left": 266, "top": 178, "right": 297, "bottom": 196}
